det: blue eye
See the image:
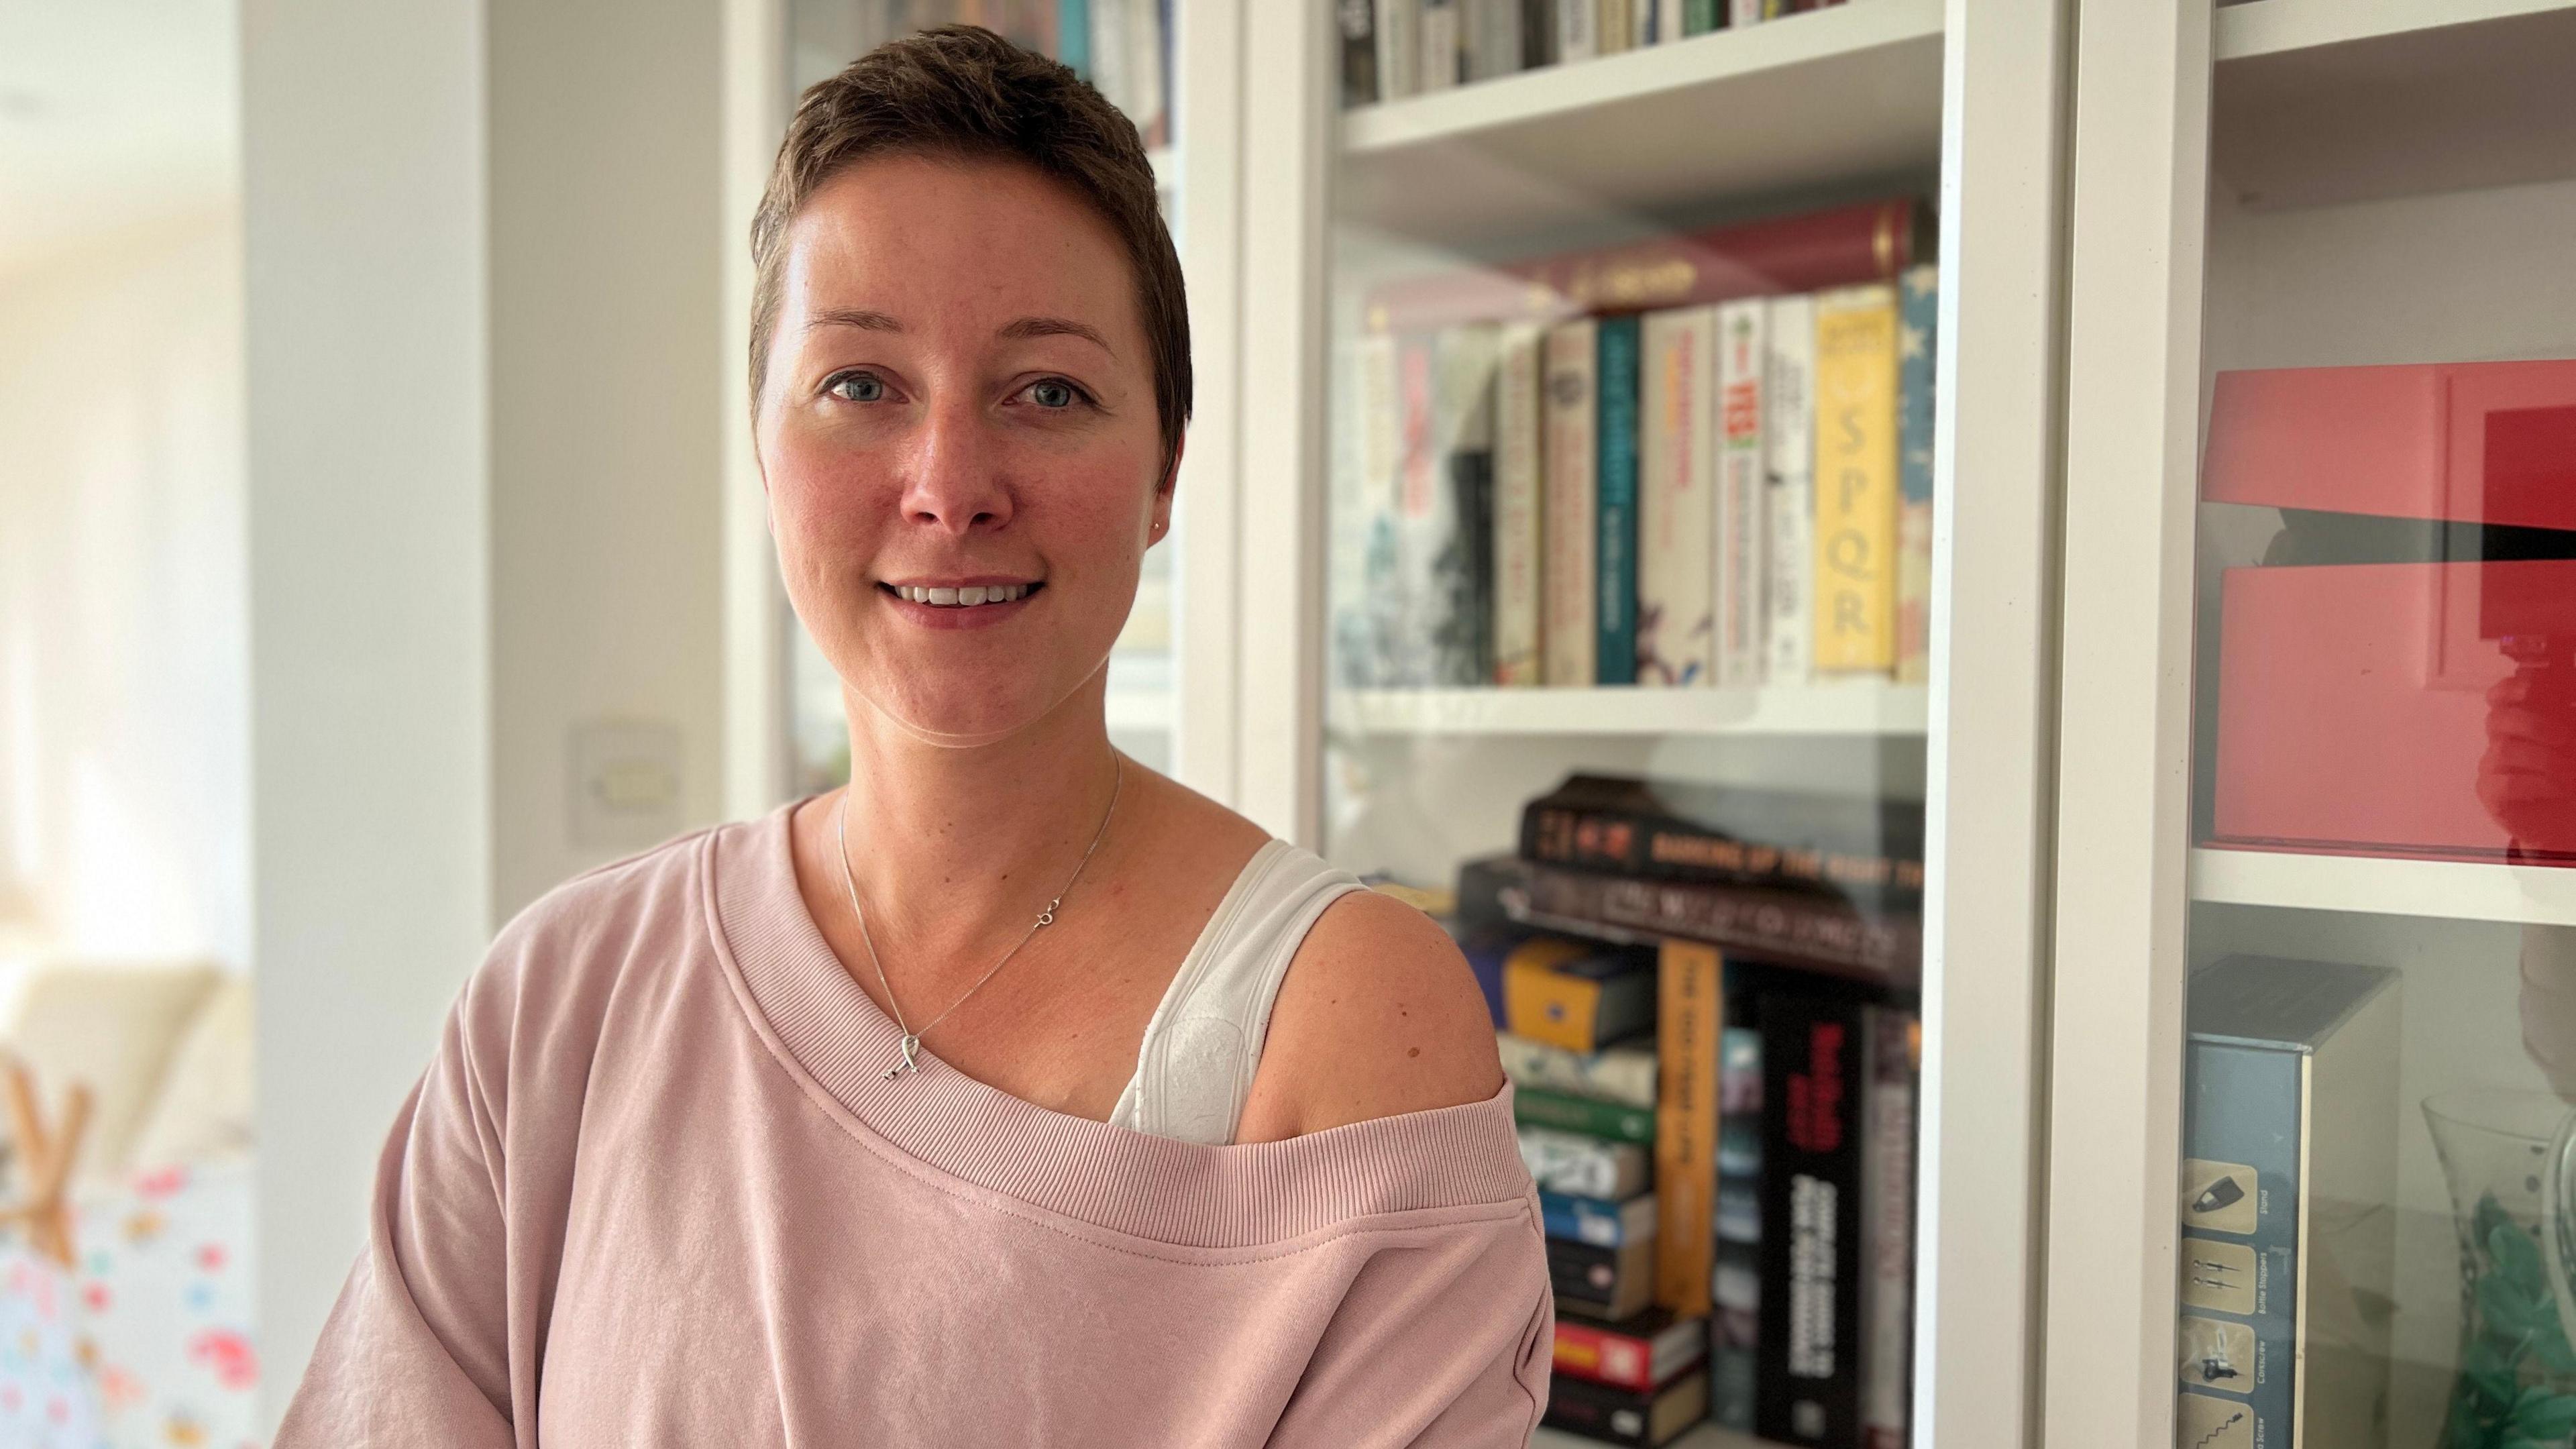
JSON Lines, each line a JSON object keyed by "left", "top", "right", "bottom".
{"left": 827, "top": 371, "right": 885, "bottom": 403}
{"left": 1029, "top": 379, "right": 1079, "bottom": 409}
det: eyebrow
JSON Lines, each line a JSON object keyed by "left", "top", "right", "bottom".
{"left": 806, "top": 308, "right": 1113, "bottom": 356}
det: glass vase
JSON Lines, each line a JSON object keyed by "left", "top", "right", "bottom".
{"left": 2425, "top": 1089, "right": 2576, "bottom": 1449}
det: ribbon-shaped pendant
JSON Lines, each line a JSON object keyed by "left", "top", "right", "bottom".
{"left": 882, "top": 1032, "right": 923, "bottom": 1080}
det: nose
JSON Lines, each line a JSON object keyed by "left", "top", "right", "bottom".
{"left": 896, "top": 394, "right": 1014, "bottom": 536}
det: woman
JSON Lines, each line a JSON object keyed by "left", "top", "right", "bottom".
{"left": 276, "top": 25, "right": 1552, "bottom": 1447}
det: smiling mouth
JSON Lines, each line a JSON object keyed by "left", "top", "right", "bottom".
{"left": 878, "top": 581, "right": 1040, "bottom": 608}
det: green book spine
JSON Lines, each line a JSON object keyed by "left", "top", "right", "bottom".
{"left": 1595, "top": 313, "right": 1642, "bottom": 684}
{"left": 1516, "top": 1087, "right": 1658, "bottom": 1144}
{"left": 1058, "top": 0, "right": 1092, "bottom": 78}
{"left": 1685, "top": 0, "right": 1721, "bottom": 32}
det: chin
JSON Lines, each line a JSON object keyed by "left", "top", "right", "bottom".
{"left": 860, "top": 665, "right": 1100, "bottom": 747}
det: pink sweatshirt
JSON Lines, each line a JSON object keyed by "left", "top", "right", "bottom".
{"left": 274, "top": 801, "right": 1554, "bottom": 1446}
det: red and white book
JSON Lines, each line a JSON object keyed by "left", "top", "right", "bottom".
{"left": 1714, "top": 298, "right": 1769, "bottom": 688}
{"left": 1637, "top": 307, "right": 1717, "bottom": 686}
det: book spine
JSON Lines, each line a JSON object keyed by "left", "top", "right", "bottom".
{"left": 1595, "top": 314, "right": 1642, "bottom": 684}
{"left": 1375, "top": 0, "right": 1421, "bottom": 100}
{"left": 1352, "top": 333, "right": 1406, "bottom": 688}
{"left": 1521, "top": 866, "right": 1921, "bottom": 985}
{"left": 1711, "top": 1024, "right": 1764, "bottom": 1432}
{"left": 1499, "top": 1032, "right": 1659, "bottom": 1108}
{"left": 1336, "top": 0, "right": 1377, "bottom": 105}
{"left": 1764, "top": 293, "right": 1817, "bottom": 684}
{"left": 1556, "top": 0, "right": 1598, "bottom": 60}
{"left": 1686, "top": 0, "right": 1722, "bottom": 32}
{"left": 1812, "top": 282, "right": 1900, "bottom": 674}
{"left": 1715, "top": 298, "right": 1769, "bottom": 688}
{"left": 1542, "top": 319, "right": 1600, "bottom": 684}
{"left": 1089, "top": 0, "right": 1129, "bottom": 118}
{"left": 1656, "top": 0, "right": 1687, "bottom": 42}
{"left": 1599, "top": 0, "right": 1633, "bottom": 53}
{"left": 1546, "top": 1372, "right": 1710, "bottom": 1448}
{"left": 1124, "top": 0, "right": 1166, "bottom": 147}
{"left": 1894, "top": 263, "right": 1938, "bottom": 684}
{"left": 1392, "top": 335, "right": 1440, "bottom": 685}
{"left": 1493, "top": 323, "right": 1546, "bottom": 684}
{"left": 1554, "top": 1318, "right": 1669, "bottom": 1393}
{"left": 1859, "top": 1008, "right": 1919, "bottom": 1449}
{"left": 1418, "top": 0, "right": 1462, "bottom": 89}
{"left": 1552, "top": 1237, "right": 1659, "bottom": 1322}
{"left": 1731, "top": 0, "right": 1764, "bottom": 24}
{"left": 1636, "top": 307, "right": 1717, "bottom": 687}
{"left": 1428, "top": 324, "right": 1500, "bottom": 685}
{"left": 1520, "top": 1085, "right": 1659, "bottom": 1144}
{"left": 1523, "top": 1124, "right": 1652, "bottom": 1199}
{"left": 1470, "top": 0, "right": 1524, "bottom": 76}
{"left": 1058, "top": 0, "right": 1093, "bottom": 78}
{"left": 1654, "top": 939, "right": 1722, "bottom": 1316}
{"left": 1502, "top": 938, "right": 1622, "bottom": 1051}
{"left": 1522, "top": 0, "right": 1558, "bottom": 66}
{"left": 1756, "top": 992, "right": 1867, "bottom": 1448}
{"left": 1542, "top": 1188, "right": 1660, "bottom": 1246}
{"left": 1518, "top": 796, "right": 1925, "bottom": 907}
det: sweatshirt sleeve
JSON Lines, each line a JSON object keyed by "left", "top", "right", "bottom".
{"left": 271, "top": 982, "right": 523, "bottom": 1448}
{"left": 1267, "top": 1208, "right": 1556, "bottom": 1448}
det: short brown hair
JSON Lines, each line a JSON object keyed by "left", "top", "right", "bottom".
{"left": 749, "top": 24, "right": 1190, "bottom": 473}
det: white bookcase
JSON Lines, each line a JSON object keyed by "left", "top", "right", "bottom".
{"left": 714, "top": 3, "right": 2576, "bottom": 1446}
{"left": 2053, "top": 3, "right": 2576, "bottom": 1447}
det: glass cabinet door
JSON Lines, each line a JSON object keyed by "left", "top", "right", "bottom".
{"left": 2052, "top": 4, "right": 2576, "bottom": 1446}
{"left": 1306, "top": 3, "right": 2064, "bottom": 1444}
{"left": 775, "top": 0, "right": 1186, "bottom": 794}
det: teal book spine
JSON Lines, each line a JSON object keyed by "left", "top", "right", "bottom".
{"left": 1595, "top": 313, "right": 1642, "bottom": 685}
{"left": 1058, "top": 0, "right": 1093, "bottom": 78}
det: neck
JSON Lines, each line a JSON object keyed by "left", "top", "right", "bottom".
{"left": 832, "top": 670, "right": 1125, "bottom": 979}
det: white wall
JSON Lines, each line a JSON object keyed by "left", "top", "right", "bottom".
{"left": 242, "top": 0, "right": 493, "bottom": 1428}
{"left": 0, "top": 211, "right": 251, "bottom": 970}
{"left": 243, "top": 0, "right": 733, "bottom": 1425}
{"left": 488, "top": 0, "right": 729, "bottom": 920}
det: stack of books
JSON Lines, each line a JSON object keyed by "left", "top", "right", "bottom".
{"left": 1451, "top": 771, "right": 1923, "bottom": 1446}
{"left": 1333, "top": 197, "right": 1939, "bottom": 695}
{"left": 1343, "top": 0, "right": 1859, "bottom": 107}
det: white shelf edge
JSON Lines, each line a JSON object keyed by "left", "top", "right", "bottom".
{"left": 2189, "top": 847, "right": 2576, "bottom": 928}
{"left": 2215, "top": 0, "right": 2576, "bottom": 62}
{"left": 1341, "top": 0, "right": 1943, "bottom": 156}
{"left": 1329, "top": 683, "right": 1927, "bottom": 737}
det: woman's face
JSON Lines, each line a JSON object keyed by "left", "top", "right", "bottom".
{"left": 756, "top": 152, "right": 1173, "bottom": 747}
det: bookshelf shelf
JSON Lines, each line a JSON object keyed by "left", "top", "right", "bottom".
{"left": 1336, "top": 0, "right": 1942, "bottom": 243}
{"left": 2188, "top": 847, "right": 2576, "bottom": 928}
{"left": 1329, "top": 682, "right": 1927, "bottom": 738}
{"left": 1532, "top": 1424, "right": 1773, "bottom": 1449}
{"left": 2212, "top": 0, "right": 2576, "bottom": 208}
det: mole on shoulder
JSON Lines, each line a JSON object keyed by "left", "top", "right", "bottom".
{"left": 1407, "top": 1046, "right": 1421, "bottom": 1058}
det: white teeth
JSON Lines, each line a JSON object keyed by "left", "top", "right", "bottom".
{"left": 896, "top": 583, "right": 1030, "bottom": 606}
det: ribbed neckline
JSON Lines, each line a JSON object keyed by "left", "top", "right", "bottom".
{"left": 702, "top": 798, "right": 1533, "bottom": 1250}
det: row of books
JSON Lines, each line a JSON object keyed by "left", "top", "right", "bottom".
{"left": 1335, "top": 215, "right": 1937, "bottom": 694}
{"left": 1342, "top": 0, "right": 1858, "bottom": 108}
{"left": 1440, "top": 770, "right": 1920, "bottom": 1445}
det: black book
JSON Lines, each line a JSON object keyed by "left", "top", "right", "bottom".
{"left": 1336, "top": 0, "right": 1378, "bottom": 107}
{"left": 1544, "top": 1370, "right": 1711, "bottom": 1448}
{"left": 1520, "top": 773, "right": 1926, "bottom": 909}
{"left": 1755, "top": 989, "right": 1872, "bottom": 1448}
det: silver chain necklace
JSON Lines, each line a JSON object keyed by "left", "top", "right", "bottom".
{"left": 833, "top": 751, "right": 1124, "bottom": 1080}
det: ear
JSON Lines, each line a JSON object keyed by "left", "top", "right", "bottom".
{"left": 1150, "top": 430, "right": 1185, "bottom": 543}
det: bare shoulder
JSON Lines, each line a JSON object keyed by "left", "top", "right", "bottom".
{"left": 1234, "top": 887, "right": 1505, "bottom": 1144}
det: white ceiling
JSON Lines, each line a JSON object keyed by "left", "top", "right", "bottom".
{"left": 0, "top": 0, "right": 237, "bottom": 274}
